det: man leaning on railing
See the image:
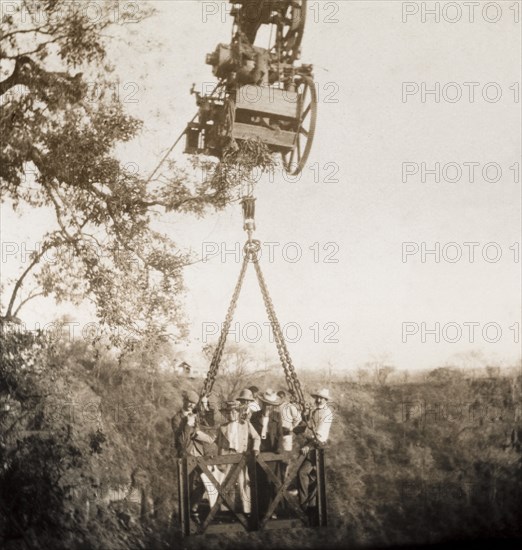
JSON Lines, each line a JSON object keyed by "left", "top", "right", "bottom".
{"left": 297, "top": 388, "right": 333, "bottom": 516}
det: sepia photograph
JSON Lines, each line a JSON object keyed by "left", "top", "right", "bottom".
{"left": 1, "top": 1, "right": 521, "bottom": 549}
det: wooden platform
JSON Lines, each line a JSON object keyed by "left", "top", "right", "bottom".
{"left": 177, "top": 449, "right": 327, "bottom": 537}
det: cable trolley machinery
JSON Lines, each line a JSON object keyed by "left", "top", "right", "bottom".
{"left": 185, "top": 0, "right": 317, "bottom": 176}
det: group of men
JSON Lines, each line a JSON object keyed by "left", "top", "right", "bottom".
{"left": 171, "top": 385, "right": 333, "bottom": 523}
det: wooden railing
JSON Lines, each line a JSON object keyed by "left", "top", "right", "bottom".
{"left": 177, "top": 449, "right": 327, "bottom": 536}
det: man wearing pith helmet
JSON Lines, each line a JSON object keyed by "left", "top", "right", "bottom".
{"left": 171, "top": 390, "right": 207, "bottom": 457}
{"left": 236, "top": 388, "right": 255, "bottom": 421}
{"left": 237, "top": 388, "right": 254, "bottom": 402}
{"left": 298, "top": 388, "right": 334, "bottom": 515}
{"left": 247, "top": 385, "right": 262, "bottom": 413}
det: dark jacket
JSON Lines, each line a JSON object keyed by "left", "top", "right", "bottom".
{"left": 250, "top": 409, "right": 284, "bottom": 453}
{"left": 171, "top": 410, "right": 214, "bottom": 457}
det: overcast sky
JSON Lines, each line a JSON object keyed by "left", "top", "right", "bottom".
{"left": 2, "top": 0, "right": 521, "bottom": 374}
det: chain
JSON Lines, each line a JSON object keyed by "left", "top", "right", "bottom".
{"left": 201, "top": 252, "right": 249, "bottom": 398}
{"left": 200, "top": 193, "right": 317, "bottom": 439}
{"left": 252, "top": 257, "right": 314, "bottom": 433}
{"left": 251, "top": 261, "right": 290, "bottom": 384}
{"left": 253, "top": 257, "right": 319, "bottom": 439}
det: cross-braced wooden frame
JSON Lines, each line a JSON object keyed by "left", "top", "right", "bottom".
{"left": 177, "top": 449, "right": 327, "bottom": 537}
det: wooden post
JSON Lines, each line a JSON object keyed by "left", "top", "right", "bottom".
{"left": 315, "top": 448, "right": 328, "bottom": 527}
{"left": 249, "top": 451, "right": 260, "bottom": 531}
{"left": 178, "top": 458, "right": 191, "bottom": 537}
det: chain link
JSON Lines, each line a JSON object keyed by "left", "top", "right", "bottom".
{"left": 201, "top": 252, "right": 250, "bottom": 398}
{"left": 200, "top": 237, "right": 317, "bottom": 437}
{"left": 252, "top": 259, "right": 305, "bottom": 408}
{"left": 252, "top": 256, "right": 319, "bottom": 438}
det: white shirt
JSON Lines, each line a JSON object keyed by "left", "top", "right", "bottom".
{"left": 280, "top": 401, "right": 302, "bottom": 430}
{"left": 280, "top": 401, "right": 302, "bottom": 451}
{"left": 248, "top": 400, "right": 261, "bottom": 413}
{"left": 311, "top": 403, "right": 333, "bottom": 444}
{"left": 225, "top": 420, "right": 240, "bottom": 452}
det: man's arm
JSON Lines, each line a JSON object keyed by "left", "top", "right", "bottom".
{"left": 307, "top": 407, "right": 333, "bottom": 447}
{"left": 171, "top": 413, "right": 181, "bottom": 433}
{"left": 176, "top": 419, "right": 196, "bottom": 456}
{"left": 300, "top": 407, "right": 334, "bottom": 454}
{"left": 291, "top": 404, "right": 302, "bottom": 429}
{"left": 315, "top": 406, "right": 333, "bottom": 444}
{"left": 248, "top": 421, "right": 261, "bottom": 452}
{"left": 194, "top": 430, "right": 215, "bottom": 444}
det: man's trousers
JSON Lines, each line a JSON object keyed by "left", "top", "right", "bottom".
{"left": 298, "top": 452, "right": 317, "bottom": 509}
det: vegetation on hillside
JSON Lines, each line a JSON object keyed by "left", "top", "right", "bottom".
{"left": 1, "top": 329, "right": 520, "bottom": 549}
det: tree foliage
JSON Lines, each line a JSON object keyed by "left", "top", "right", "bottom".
{"left": 0, "top": 1, "right": 235, "bottom": 340}
{"left": 0, "top": 329, "right": 169, "bottom": 549}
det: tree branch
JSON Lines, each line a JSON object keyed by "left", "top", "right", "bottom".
{"left": 0, "top": 54, "right": 82, "bottom": 98}
{"left": 3, "top": 241, "right": 51, "bottom": 319}
{"left": 13, "top": 287, "right": 46, "bottom": 317}
{"left": 2, "top": 33, "right": 69, "bottom": 59}
{"left": 0, "top": 26, "right": 51, "bottom": 42}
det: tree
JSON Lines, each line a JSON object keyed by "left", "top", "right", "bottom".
{"left": 202, "top": 342, "right": 269, "bottom": 400}
{"left": 447, "top": 350, "right": 488, "bottom": 377}
{"left": 0, "top": 330, "right": 101, "bottom": 548}
{"left": 0, "top": 325, "right": 174, "bottom": 549}
{"left": 0, "top": 1, "right": 235, "bottom": 342}
{"left": 361, "top": 353, "right": 396, "bottom": 386}
{"left": 400, "top": 369, "right": 410, "bottom": 384}
{"left": 327, "top": 359, "right": 334, "bottom": 384}
{"left": 485, "top": 365, "right": 500, "bottom": 379}
{"left": 426, "top": 366, "right": 464, "bottom": 385}
{"left": 356, "top": 366, "right": 370, "bottom": 385}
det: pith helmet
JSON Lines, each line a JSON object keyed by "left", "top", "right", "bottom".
{"left": 311, "top": 388, "right": 330, "bottom": 400}
{"left": 237, "top": 389, "right": 254, "bottom": 401}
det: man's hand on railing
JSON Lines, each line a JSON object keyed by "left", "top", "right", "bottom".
{"left": 300, "top": 445, "right": 310, "bottom": 455}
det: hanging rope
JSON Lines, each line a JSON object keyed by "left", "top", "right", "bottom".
{"left": 143, "top": 117, "right": 195, "bottom": 186}
{"left": 144, "top": 81, "right": 223, "bottom": 186}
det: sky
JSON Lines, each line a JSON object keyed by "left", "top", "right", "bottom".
{"left": 1, "top": 0, "right": 521, "bottom": 374}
